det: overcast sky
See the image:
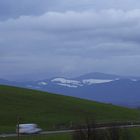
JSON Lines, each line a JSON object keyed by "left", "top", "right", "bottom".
{"left": 1, "top": 0, "right": 140, "bottom": 81}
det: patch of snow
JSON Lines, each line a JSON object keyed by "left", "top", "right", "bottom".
{"left": 82, "top": 79, "right": 114, "bottom": 85}
{"left": 57, "top": 83, "right": 78, "bottom": 88}
{"left": 51, "top": 78, "right": 82, "bottom": 86}
{"left": 51, "top": 78, "right": 116, "bottom": 87}
{"left": 38, "top": 82, "right": 48, "bottom": 86}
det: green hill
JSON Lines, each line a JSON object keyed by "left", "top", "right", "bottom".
{"left": 0, "top": 85, "right": 140, "bottom": 132}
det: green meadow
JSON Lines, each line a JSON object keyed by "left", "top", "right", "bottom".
{"left": 0, "top": 85, "right": 140, "bottom": 133}
{"left": 0, "top": 133, "right": 72, "bottom": 140}
{"left": 1, "top": 128, "right": 140, "bottom": 140}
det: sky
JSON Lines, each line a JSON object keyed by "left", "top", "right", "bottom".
{"left": 1, "top": 0, "right": 140, "bottom": 81}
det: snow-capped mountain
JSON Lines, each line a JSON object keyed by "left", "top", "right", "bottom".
{"left": 1, "top": 72, "right": 140, "bottom": 108}
{"left": 51, "top": 78, "right": 82, "bottom": 88}
{"left": 49, "top": 77, "right": 115, "bottom": 87}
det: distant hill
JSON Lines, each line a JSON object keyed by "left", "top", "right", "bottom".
{"left": 0, "top": 85, "right": 140, "bottom": 132}
{"left": 1, "top": 72, "right": 140, "bottom": 108}
{"left": 75, "top": 72, "right": 122, "bottom": 80}
{"left": 75, "top": 72, "right": 140, "bottom": 80}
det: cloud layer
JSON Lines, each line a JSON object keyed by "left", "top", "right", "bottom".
{"left": 1, "top": 9, "right": 140, "bottom": 80}
{"left": 1, "top": 1, "right": 140, "bottom": 80}
{"left": 1, "top": 0, "right": 140, "bottom": 20}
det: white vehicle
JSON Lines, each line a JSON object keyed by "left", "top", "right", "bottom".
{"left": 16, "top": 124, "right": 42, "bottom": 134}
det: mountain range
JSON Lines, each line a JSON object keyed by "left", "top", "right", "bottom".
{"left": 0, "top": 72, "right": 140, "bottom": 108}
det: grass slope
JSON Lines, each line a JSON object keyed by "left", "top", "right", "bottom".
{"left": 0, "top": 85, "right": 140, "bottom": 132}
{"left": 1, "top": 133, "right": 72, "bottom": 140}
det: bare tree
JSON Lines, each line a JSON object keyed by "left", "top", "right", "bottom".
{"left": 73, "top": 121, "right": 132, "bottom": 140}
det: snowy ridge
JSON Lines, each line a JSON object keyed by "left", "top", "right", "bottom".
{"left": 38, "top": 82, "right": 48, "bottom": 85}
{"left": 51, "top": 78, "right": 82, "bottom": 87}
{"left": 51, "top": 78, "right": 81, "bottom": 85}
{"left": 50, "top": 77, "right": 116, "bottom": 88}
{"left": 36, "top": 76, "right": 139, "bottom": 88}
{"left": 82, "top": 79, "right": 113, "bottom": 85}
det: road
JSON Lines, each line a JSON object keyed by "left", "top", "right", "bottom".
{"left": 1, "top": 124, "right": 140, "bottom": 138}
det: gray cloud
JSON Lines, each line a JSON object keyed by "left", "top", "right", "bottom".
{"left": 2, "top": 0, "right": 140, "bottom": 20}
{"left": 0, "top": 0, "right": 56, "bottom": 20}
{"left": 1, "top": 9, "right": 140, "bottom": 80}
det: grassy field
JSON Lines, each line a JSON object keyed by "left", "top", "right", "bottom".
{"left": 1, "top": 128, "right": 140, "bottom": 140}
{"left": 0, "top": 133, "right": 72, "bottom": 140}
{"left": 0, "top": 85, "right": 140, "bottom": 133}
{"left": 129, "top": 128, "right": 140, "bottom": 140}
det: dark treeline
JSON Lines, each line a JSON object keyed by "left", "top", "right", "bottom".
{"left": 73, "top": 120, "right": 133, "bottom": 140}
